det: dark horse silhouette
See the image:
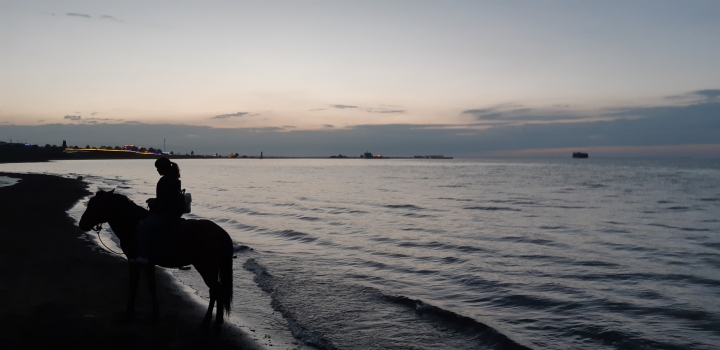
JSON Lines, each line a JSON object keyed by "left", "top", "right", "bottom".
{"left": 78, "top": 189, "right": 234, "bottom": 328}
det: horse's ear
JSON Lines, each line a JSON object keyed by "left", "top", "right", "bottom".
{"left": 110, "top": 188, "right": 115, "bottom": 194}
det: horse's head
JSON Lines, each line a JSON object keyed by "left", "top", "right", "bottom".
{"left": 78, "top": 189, "right": 116, "bottom": 231}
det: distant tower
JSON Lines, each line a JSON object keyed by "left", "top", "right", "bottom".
{"left": 260, "top": 151, "right": 263, "bottom": 159}
{"left": 62, "top": 140, "right": 67, "bottom": 148}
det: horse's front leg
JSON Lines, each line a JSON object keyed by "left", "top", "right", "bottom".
{"left": 144, "top": 264, "right": 159, "bottom": 322}
{"left": 126, "top": 262, "right": 141, "bottom": 321}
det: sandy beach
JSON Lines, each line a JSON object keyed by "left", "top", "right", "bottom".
{"left": 0, "top": 172, "right": 263, "bottom": 350}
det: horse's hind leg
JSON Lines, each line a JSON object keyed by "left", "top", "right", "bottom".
{"left": 196, "top": 264, "right": 223, "bottom": 328}
{"left": 214, "top": 290, "right": 224, "bottom": 329}
{"left": 202, "top": 292, "right": 216, "bottom": 328}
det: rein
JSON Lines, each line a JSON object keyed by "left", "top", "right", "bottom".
{"left": 92, "top": 223, "right": 125, "bottom": 256}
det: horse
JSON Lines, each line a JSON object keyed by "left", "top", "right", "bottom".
{"left": 78, "top": 189, "right": 234, "bottom": 329}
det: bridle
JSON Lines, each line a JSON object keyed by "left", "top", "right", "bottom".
{"left": 92, "top": 222, "right": 125, "bottom": 256}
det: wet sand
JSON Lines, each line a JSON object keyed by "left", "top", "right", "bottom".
{"left": 0, "top": 173, "right": 263, "bottom": 349}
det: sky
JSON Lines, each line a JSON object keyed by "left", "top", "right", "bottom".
{"left": 1, "top": 0, "right": 719, "bottom": 156}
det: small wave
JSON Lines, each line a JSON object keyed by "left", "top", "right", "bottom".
{"left": 403, "top": 212, "right": 434, "bottom": 218}
{"left": 666, "top": 206, "right": 690, "bottom": 210}
{"left": 382, "top": 295, "right": 532, "bottom": 350}
{"left": 273, "top": 202, "right": 297, "bottom": 207}
{"left": 242, "top": 258, "right": 340, "bottom": 350}
{"left": 400, "top": 227, "right": 446, "bottom": 234}
{"left": 232, "top": 243, "right": 253, "bottom": 253}
{"left": 276, "top": 229, "right": 318, "bottom": 243}
{"left": 225, "top": 206, "right": 271, "bottom": 216}
{"left": 605, "top": 221, "right": 625, "bottom": 225}
{"left": 396, "top": 240, "right": 488, "bottom": 253}
{"left": 574, "top": 260, "right": 620, "bottom": 268}
{"left": 386, "top": 204, "right": 424, "bottom": 210}
{"left": 492, "top": 293, "right": 569, "bottom": 310}
{"left": 488, "top": 199, "right": 538, "bottom": 205}
{"left": 501, "top": 236, "right": 559, "bottom": 247}
{"left": 538, "top": 225, "right": 567, "bottom": 230}
{"left": 437, "top": 197, "right": 474, "bottom": 202}
{"left": 464, "top": 206, "right": 520, "bottom": 211}
{"left": 647, "top": 223, "right": 710, "bottom": 232}
{"left": 704, "top": 242, "right": 720, "bottom": 250}
{"left": 601, "top": 228, "right": 631, "bottom": 233}
{"left": 546, "top": 205, "right": 588, "bottom": 209}
{"left": 699, "top": 197, "right": 720, "bottom": 202}
{"left": 440, "top": 256, "right": 463, "bottom": 264}
{"left": 326, "top": 206, "right": 368, "bottom": 215}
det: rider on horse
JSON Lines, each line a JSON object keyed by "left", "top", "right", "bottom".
{"left": 133, "top": 157, "right": 186, "bottom": 265}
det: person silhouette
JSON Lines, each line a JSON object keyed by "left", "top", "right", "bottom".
{"left": 134, "top": 157, "right": 185, "bottom": 264}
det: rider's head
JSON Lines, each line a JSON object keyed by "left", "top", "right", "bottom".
{"left": 155, "top": 157, "right": 180, "bottom": 178}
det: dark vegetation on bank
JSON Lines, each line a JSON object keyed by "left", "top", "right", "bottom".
{"left": 0, "top": 173, "right": 254, "bottom": 349}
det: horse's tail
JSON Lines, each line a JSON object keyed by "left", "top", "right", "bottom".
{"left": 220, "top": 234, "right": 234, "bottom": 316}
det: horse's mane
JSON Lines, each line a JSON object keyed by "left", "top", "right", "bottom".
{"left": 97, "top": 190, "right": 148, "bottom": 215}
{"left": 111, "top": 192, "right": 146, "bottom": 211}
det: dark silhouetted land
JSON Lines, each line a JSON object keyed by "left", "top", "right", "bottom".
{"left": 0, "top": 173, "right": 260, "bottom": 349}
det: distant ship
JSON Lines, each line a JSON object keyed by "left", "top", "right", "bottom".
{"left": 572, "top": 152, "right": 589, "bottom": 159}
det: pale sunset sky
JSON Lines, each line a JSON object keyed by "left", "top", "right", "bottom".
{"left": 1, "top": 0, "right": 719, "bottom": 156}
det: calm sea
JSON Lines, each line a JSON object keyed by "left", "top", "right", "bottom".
{"left": 2, "top": 158, "right": 719, "bottom": 350}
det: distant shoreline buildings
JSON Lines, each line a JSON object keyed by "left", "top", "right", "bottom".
{"left": 1, "top": 140, "right": 453, "bottom": 163}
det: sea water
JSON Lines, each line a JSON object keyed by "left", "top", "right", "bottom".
{"left": 2, "top": 158, "right": 719, "bottom": 350}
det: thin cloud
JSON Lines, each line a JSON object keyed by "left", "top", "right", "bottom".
{"left": 328, "top": 104, "right": 405, "bottom": 113}
{"left": 324, "top": 124, "right": 334, "bottom": 128}
{"left": 369, "top": 108, "right": 405, "bottom": 114}
{"left": 665, "top": 89, "right": 720, "bottom": 101}
{"left": 85, "top": 117, "right": 123, "bottom": 122}
{"left": 67, "top": 13, "right": 91, "bottom": 19}
{"left": 248, "top": 127, "right": 284, "bottom": 132}
{"left": 100, "top": 15, "right": 122, "bottom": 22}
{"left": 462, "top": 104, "right": 588, "bottom": 122}
{"left": 694, "top": 89, "right": 720, "bottom": 100}
{"left": 462, "top": 108, "right": 505, "bottom": 120}
{"left": 462, "top": 103, "right": 525, "bottom": 120}
{"left": 310, "top": 108, "right": 327, "bottom": 111}
{"left": 64, "top": 115, "right": 82, "bottom": 121}
{"left": 211, "top": 112, "right": 251, "bottom": 119}
{"left": 91, "top": 112, "right": 98, "bottom": 115}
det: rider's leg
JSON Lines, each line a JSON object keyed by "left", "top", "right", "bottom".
{"left": 134, "top": 214, "right": 167, "bottom": 264}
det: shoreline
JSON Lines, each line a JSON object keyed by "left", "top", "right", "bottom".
{"left": 0, "top": 172, "right": 265, "bottom": 349}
